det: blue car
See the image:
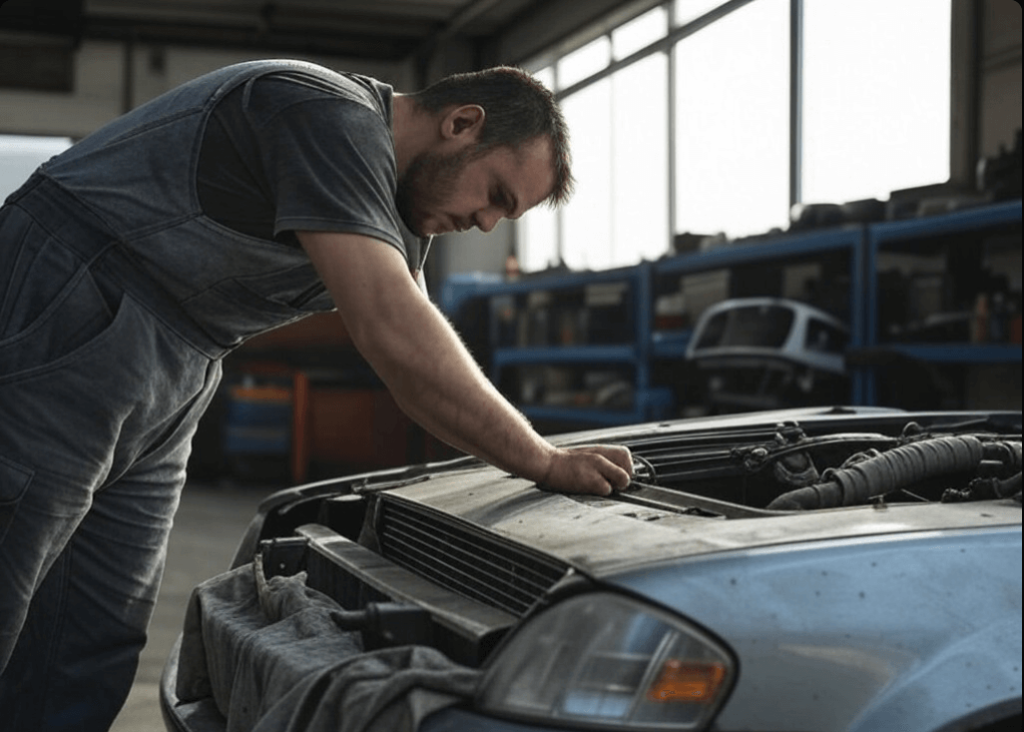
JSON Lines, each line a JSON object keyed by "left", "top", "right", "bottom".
{"left": 162, "top": 407, "right": 1022, "bottom": 732}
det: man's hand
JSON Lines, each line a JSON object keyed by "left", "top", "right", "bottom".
{"left": 541, "top": 445, "right": 634, "bottom": 496}
{"left": 298, "top": 230, "right": 634, "bottom": 499}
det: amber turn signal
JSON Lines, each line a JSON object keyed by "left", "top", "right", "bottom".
{"left": 647, "top": 659, "right": 728, "bottom": 704}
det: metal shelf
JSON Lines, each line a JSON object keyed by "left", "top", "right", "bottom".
{"left": 875, "top": 343, "right": 1022, "bottom": 364}
{"left": 442, "top": 198, "right": 1020, "bottom": 421}
{"left": 650, "top": 330, "right": 694, "bottom": 359}
{"left": 867, "top": 199, "right": 1022, "bottom": 245}
{"left": 493, "top": 345, "right": 638, "bottom": 368}
{"left": 654, "top": 224, "right": 868, "bottom": 404}
{"left": 862, "top": 199, "right": 1022, "bottom": 406}
{"left": 653, "top": 225, "right": 864, "bottom": 276}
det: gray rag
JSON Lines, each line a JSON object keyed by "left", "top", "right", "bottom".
{"left": 175, "top": 562, "right": 481, "bottom": 732}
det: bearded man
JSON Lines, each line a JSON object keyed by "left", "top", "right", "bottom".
{"left": 0, "top": 60, "right": 632, "bottom": 731}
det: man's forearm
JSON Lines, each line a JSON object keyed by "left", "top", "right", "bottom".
{"left": 361, "top": 293, "right": 557, "bottom": 479}
{"left": 299, "top": 231, "right": 556, "bottom": 480}
{"left": 299, "top": 231, "right": 632, "bottom": 495}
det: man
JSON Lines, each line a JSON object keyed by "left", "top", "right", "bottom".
{"left": 0, "top": 59, "right": 632, "bottom": 730}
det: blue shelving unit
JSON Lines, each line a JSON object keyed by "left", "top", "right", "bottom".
{"left": 650, "top": 330, "right": 693, "bottom": 360}
{"left": 652, "top": 225, "right": 868, "bottom": 404}
{"left": 879, "top": 344, "right": 1021, "bottom": 364}
{"left": 492, "top": 344, "right": 638, "bottom": 367}
{"left": 440, "top": 271, "right": 503, "bottom": 316}
{"left": 863, "top": 199, "right": 1022, "bottom": 405}
{"left": 441, "top": 199, "right": 1021, "bottom": 424}
{"left": 442, "top": 263, "right": 673, "bottom": 428}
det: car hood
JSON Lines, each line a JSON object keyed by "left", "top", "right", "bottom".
{"left": 382, "top": 467, "right": 1021, "bottom": 578}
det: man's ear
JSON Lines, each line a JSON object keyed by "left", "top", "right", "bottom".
{"left": 442, "top": 105, "right": 486, "bottom": 140}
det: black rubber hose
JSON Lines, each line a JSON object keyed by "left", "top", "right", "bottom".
{"left": 994, "top": 472, "right": 1022, "bottom": 499}
{"left": 767, "top": 436, "right": 987, "bottom": 511}
{"left": 988, "top": 440, "right": 1022, "bottom": 474}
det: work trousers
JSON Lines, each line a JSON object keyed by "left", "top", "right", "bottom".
{"left": 0, "top": 180, "right": 225, "bottom": 730}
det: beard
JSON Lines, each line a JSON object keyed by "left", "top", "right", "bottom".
{"left": 395, "top": 147, "right": 474, "bottom": 237}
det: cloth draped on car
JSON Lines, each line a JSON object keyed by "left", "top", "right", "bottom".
{"left": 175, "top": 561, "right": 481, "bottom": 732}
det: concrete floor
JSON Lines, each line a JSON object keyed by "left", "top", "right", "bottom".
{"left": 110, "top": 480, "right": 273, "bottom": 732}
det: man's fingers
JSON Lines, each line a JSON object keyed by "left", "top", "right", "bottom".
{"left": 570, "top": 445, "right": 634, "bottom": 478}
{"left": 604, "top": 461, "right": 632, "bottom": 490}
{"left": 603, "top": 445, "right": 634, "bottom": 475}
{"left": 538, "top": 446, "right": 634, "bottom": 496}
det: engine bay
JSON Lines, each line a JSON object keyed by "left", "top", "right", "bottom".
{"left": 622, "top": 412, "right": 1023, "bottom": 511}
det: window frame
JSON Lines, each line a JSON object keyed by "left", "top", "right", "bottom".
{"left": 519, "top": 0, "right": 953, "bottom": 271}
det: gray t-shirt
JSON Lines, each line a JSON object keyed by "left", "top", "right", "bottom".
{"left": 197, "top": 68, "right": 427, "bottom": 270}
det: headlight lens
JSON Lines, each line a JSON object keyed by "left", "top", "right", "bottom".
{"left": 478, "top": 593, "right": 735, "bottom": 730}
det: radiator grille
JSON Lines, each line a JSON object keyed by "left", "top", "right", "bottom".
{"left": 378, "top": 499, "right": 569, "bottom": 617}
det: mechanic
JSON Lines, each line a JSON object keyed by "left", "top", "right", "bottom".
{"left": 0, "top": 59, "right": 633, "bottom": 731}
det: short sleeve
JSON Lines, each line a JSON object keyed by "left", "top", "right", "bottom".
{"left": 244, "top": 74, "right": 410, "bottom": 261}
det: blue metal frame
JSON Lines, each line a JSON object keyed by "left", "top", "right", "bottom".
{"left": 653, "top": 224, "right": 868, "bottom": 404}
{"left": 878, "top": 344, "right": 1022, "bottom": 364}
{"left": 444, "top": 263, "right": 672, "bottom": 427}
{"left": 441, "top": 199, "right": 1020, "bottom": 421}
{"left": 492, "top": 345, "right": 637, "bottom": 367}
{"left": 863, "top": 199, "right": 1022, "bottom": 405}
{"left": 440, "top": 272, "right": 503, "bottom": 317}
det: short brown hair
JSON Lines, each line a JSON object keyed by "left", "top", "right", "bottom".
{"left": 410, "top": 66, "right": 574, "bottom": 206}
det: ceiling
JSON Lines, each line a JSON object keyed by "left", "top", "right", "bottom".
{"left": 0, "top": 0, "right": 554, "bottom": 64}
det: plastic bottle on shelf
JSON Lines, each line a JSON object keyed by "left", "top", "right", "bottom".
{"left": 505, "top": 254, "right": 520, "bottom": 282}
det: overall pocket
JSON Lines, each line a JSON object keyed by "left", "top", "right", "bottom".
{"left": 0, "top": 263, "right": 118, "bottom": 382}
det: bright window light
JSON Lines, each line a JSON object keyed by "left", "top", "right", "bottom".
{"left": 613, "top": 6, "right": 669, "bottom": 60}
{"left": 558, "top": 36, "right": 611, "bottom": 89}
{"left": 561, "top": 79, "right": 613, "bottom": 270}
{"left": 801, "top": 0, "right": 952, "bottom": 204}
{"left": 674, "top": 0, "right": 790, "bottom": 239}
{"left": 612, "top": 54, "right": 669, "bottom": 266}
{"left": 557, "top": 52, "right": 670, "bottom": 272}
{"left": 519, "top": 66, "right": 559, "bottom": 271}
{"left": 0, "top": 135, "right": 73, "bottom": 201}
{"left": 518, "top": 0, "right": 955, "bottom": 272}
{"left": 519, "top": 196, "right": 559, "bottom": 271}
{"left": 532, "top": 66, "right": 555, "bottom": 92}
{"left": 674, "top": 0, "right": 728, "bottom": 27}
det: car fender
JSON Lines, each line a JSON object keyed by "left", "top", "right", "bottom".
{"left": 607, "top": 525, "right": 1022, "bottom": 732}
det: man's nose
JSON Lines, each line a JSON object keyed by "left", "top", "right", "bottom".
{"left": 476, "top": 208, "right": 502, "bottom": 233}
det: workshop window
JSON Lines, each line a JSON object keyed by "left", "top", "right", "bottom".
{"left": 614, "top": 53, "right": 670, "bottom": 266}
{"left": 800, "top": 0, "right": 951, "bottom": 204}
{"left": 559, "top": 36, "right": 611, "bottom": 89}
{"left": 673, "top": 0, "right": 790, "bottom": 241}
{"left": 0, "top": 134, "right": 72, "bottom": 200}
{"left": 615, "top": 4, "right": 670, "bottom": 58}
{"left": 559, "top": 53, "right": 670, "bottom": 272}
{"left": 518, "top": 0, "right": 952, "bottom": 273}
{"left": 675, "top": 0, "right": 732, "bottom": 27}
{"left": 562, "top": 77, "right": 614, "bottom": 270}
{"left": 519, "top": 67, "right": 559, "bottom": 273}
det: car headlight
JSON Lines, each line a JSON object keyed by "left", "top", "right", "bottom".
{"left": 478, "top": 592, "right": 735, "bottom": 730}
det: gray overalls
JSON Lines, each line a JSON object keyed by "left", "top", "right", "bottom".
{"left": 0, "top": 60, "right": 390, "bottom": 730}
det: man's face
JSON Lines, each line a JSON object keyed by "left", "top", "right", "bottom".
{"left": 396, "top": 135, "right": 555, "bottom": 238}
